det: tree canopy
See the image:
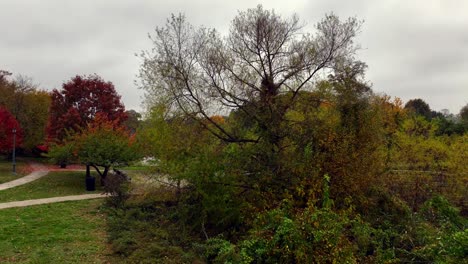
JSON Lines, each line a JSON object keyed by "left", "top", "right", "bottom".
{"left": 0, "top": 73, "right": 50, "bottom": 151}
{"left": 74, "top": 113, "right": 139, "bottom": 185}
{"left": 404, "top": 98, "right": 432, "bottom": 119}
{"left": 130, "top": 6, "right": 468, "bottom": 261}
{"left": 460, "top": 103, "right": 468, "bottom": 122}
{"left": 47, "top": 74, "right": 127, "bottom": 142}
{"left": 138, "top": 6, "right": 362, "bottom": 144}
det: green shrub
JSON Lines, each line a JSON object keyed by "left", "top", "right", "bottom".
{"left": 421, "top": 195, "right": 467, "bottom": 230}
{"left": 105, "top": 199, "right": 202, "bottom": 263}
{"left": 443, "top": 229, "right": 468, "bottom": 259}
{"left": 198, "top": 238, "right": 239, "bottom": 264}
{"left": 416, "top": 196, "right": 468, "bottom": 263}
{"left": 104, "top": 170, "right": 132, "bottom": 207}
{"left": 197, "top": 205, "right": 380, "bottom": 263}
{"left": 46, "top": 143, "right": 75, "bottom": 166}
{"left": 367, "top": 195, "right": 468, "bottom": 263}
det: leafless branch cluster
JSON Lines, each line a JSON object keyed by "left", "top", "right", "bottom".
{"left": 138, "top": 5, "right": 362, "bottom": 143}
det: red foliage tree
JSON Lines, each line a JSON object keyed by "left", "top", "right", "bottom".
{"left": 47, "top": 74, "right": 127, "bottom": 142}
{"left": 0, "top": 107, "right": 23, "bottom": 154}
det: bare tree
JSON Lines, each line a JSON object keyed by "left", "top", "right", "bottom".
{"left": 0, "top": 73, "right": 37, "bottom": 118}
{"left": 12, "top": 75, "right": 38, "bottom": 117}
{"left": 0, "top": 70, "right": 12, "bottom": 83}
{"left": 138, "top": 5, "right": 362, "bottom": 144}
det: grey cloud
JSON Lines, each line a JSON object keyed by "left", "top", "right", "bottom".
{"left": 302, "top": 0, "right": 468, "bottom": 113}
{"left": 1, "top": 0, "right": 467, "bottom": 114}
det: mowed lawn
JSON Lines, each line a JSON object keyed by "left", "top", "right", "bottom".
{"left": 0, "top": 199, "right": 114, "bottom": 263}
{"left": 0, "top": 158, "right": 28, "bottom": 184}
{"left": 0, "top": 171, "right": 103, "bottom": 203}
{"left": 0, "top": 165, "right": 113, "bottom": 263}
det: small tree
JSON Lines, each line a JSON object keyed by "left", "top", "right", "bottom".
{"left": 74, "top": 113, "right": 139, "bottom": 185}
{"left": 47, "top": 143, "right": 75, "bottom": 168}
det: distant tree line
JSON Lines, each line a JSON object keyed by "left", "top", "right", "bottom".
{"left": 404, "top": 98, "right": 468, "bottom": 135}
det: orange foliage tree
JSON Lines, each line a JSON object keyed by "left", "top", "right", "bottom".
{"left": 73, "top": 113, "right": 139, "bottom": 185}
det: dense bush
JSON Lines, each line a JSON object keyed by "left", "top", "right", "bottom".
{"left": 122, "top": 80, "right": 467, "bottom": 262}
{"left": 107, "top": 6, "right": 467, "bottom": 263}
{"left": 105, "top": 186, "right": 467, "bottom": 263}
{"left": 191, "top": 196, "right": 467, "bottom": 263}
{"left": 105, "top": 195, "right": 202, "bottom": 263}
{"left": 46, "top": 142, "right": 75, "bottom": 167}
{"left": 103, "top": 169, "right": 132, "bottom": 207}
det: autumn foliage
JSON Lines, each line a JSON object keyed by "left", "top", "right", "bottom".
{"left": 118, "top": 7, "right": 467, "bottom": 263}
{"left": 74, "top": 113, "right": 137, "bottom": 183}
{"left": 0, "top": 72, "right": 50, "bottom": 152}
{"left": 47, "top": 74, "right": 127, "bottom": 142}
{"left": 0, "top": 107, "right": 23, "bottom": 153}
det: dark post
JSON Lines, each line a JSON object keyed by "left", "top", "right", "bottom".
{"left": 85, "top": 163, "right": 95, "bottom": 191}
{"left": 12, "top": 128, "right": 16, "bottom": 174}
{"left": 86, "top": 163, "right": 90, "bottom": 178}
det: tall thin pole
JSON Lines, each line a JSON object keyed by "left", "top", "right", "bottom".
{"left": 12, "top": 128, "right": 16, "bottom": 174}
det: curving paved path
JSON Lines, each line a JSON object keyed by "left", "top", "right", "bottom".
{"left": 0, "top": 194, "right": 107, "bottom": 210}
{"left": 0, "top": 162, "right": 107, "bottom": 210}
{"left": 0, "top": 162, "right": 49, "bottom": 191}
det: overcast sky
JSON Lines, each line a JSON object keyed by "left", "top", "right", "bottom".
{"left": 1, "top": 0, "right": 467, "bottom": 113}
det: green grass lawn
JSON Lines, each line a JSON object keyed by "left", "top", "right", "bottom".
{"left": 0, "top": 158, "right": 27, "bottom": 184}
{"left": 0, "top": 199, "right": 115, "bottom": 263}
{"left": 0, "top": 171, "right": 103, "bottom": 203}
{"left": 118, "top": 165, "right": 152, "bottom": 172}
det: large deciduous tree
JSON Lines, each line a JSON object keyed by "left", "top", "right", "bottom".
{"left": 0, "top": 107, "right": 23, "bottom": 154}
{"left": 0, "top": 73, "right": 50, "bottom": 151}
{"left": 47, "top": 74, "right": 127, "bottom": 142}
{"left": 138, "top": 6, "right": 362, "bottom": 145}
{"left": 404, "top": 98, "right": 432, "bottom": 120}
{"left": 138, "top": 6, "right": 364, "bottom": 200}
{"left": 21, "top": 90, "right": 51, "bottom": 150}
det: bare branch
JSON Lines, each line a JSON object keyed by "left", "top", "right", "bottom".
{"left": 138, "top": 7, "right": 362, "bottom": 144}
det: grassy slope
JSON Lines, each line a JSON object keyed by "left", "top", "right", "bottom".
{"left": 0, "top": 159, "right": 27, "bottom": 184}
{"left": 0, "top": 199, "right": 115, "bottom": 263}
{"left": 0, "top": 171, "right": 103, "bottom": 203}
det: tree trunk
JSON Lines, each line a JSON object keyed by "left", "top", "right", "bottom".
{"left": 101, "top": 166, "right": 110, "bottom": 186}
{"left": 90, "top": 164, "right": 110, "bottom": 186}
